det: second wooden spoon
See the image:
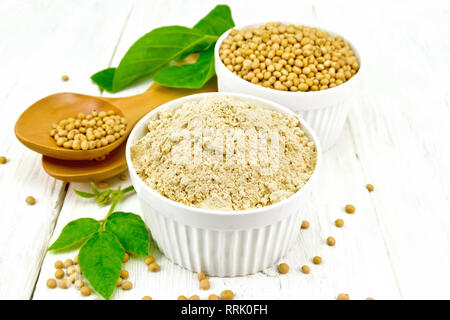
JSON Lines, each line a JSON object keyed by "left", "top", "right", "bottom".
{"left": 15, "top": 78, "right": 217, "bottom": 161}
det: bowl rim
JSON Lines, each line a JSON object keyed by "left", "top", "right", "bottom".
{"left": 125, "top": 92, "right": 322, "bottom": 216}
{"left": 214, "top": 21, "right": 363, "bottom": 97}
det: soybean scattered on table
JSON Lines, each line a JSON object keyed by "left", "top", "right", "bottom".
{"left": 121, "top": 281, "right": 133, "bottom": 290}
{"left": 327, "top": 236, "right": 336, "bottom": 246}
{"left": 46, "top": 278, "right": 57, "bottom": 289}
{"left": 148, "top": 263, "right": 160, "bottom": 272}
{"left": 345, "top": 204, "right": 355, "bottom": 214}
{"left": 120, "top": 270, "right": 129, "bottom": 279}
{"left": 335, "top": 219, "right": 344, "bottom": 228}
{"left": 301, "top": 265, "right": 311, "bottom": 274}
{"left": 26, "top": 196, "right": 36, "bottom": 205}
{"left": 278, "top": 263, "right": 290, "bottom": 274}
{"left": 337, "top": 293, "right": 350, "bottom": 300}
{"left": 145, "top": 256, "right": 155, "bottom": 265}
{"left": 198, "top": 272, "right": 206, "bottom": 281}
{"left": 200, "top": 279, "right": 210, "bottom": 290}
{"left": 313, "top": 256, "right": 322, "bottom": 265}
{"left": 221, "top": 290, "right": 234, "bottom": 300}
{"left": 80, "top": 286, "right": 91, "bottom": 296}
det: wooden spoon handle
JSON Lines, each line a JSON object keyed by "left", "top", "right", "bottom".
{"left": 103, "top": 77, "right": 218, "bottom": 125}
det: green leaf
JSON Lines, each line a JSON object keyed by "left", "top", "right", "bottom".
{"left": 121, "top": 186, "right": 134, "bottom": 194}
{"left": 97, "top": 189, "right": 113, "bottom": 206}
{"left": 154, "top": 46, "right": 215, "bottom": 88}
{"left": 78, "top": 231, "right": 124, "bottom": 300}
{"left": 75, "top": 184, "right": 135, "bottom": 215}
{"left": 91, "top": 68, "right": 115, "bottom": 92}
{"left": 90, "top": 182, "right": 101, "bottom": 195}
{"left": 90, "top": 5, "right": 235, "bottom": 93}
{"left": 105, "top": 212, "right": 149, "bottom": 256}
{"left": 73, "top": 190, "right": 96, "bottom": 198}
{"left": 111, "top": 26, "right": 217, "bottom": 92}
{"left": 193, "top": 5, "right": 235, "bottom": 36}
{"left": 176, "top": 5, "right": 235, "bottom": 61}
{"left": 48, "top": 218, "right": 100, "bottom": 251}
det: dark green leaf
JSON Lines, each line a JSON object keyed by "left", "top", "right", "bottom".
{"left": 74, "top": 190, "right": 96, "bottom": 198}
{"left": 91, "top": 68, "right": 115, "bottom": 92}
{"left": 193, "top": 5, "right": 235, "bottom": 36}
{"left": 90, "top": 5, "right": 235, "bottom": 93}
{"left": 105, "top": 212, "right": 149, "bottom": 256}
{"left": 78, "top": 231, "right": 124, "bottom": 300}
{"left": 90, "top": 6, "right": 235, "bottom": 92}
{"left": 111, "top": 26, "right": 217, "bottom": 92}
{"left": 48, "top": 218, "right": 100, "bottom": 251}
{"left": 154, "top": 46, "right": 215, "bottom": 88}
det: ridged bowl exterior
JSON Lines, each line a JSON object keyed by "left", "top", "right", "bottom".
{"left": 126, "top": 92, "right": 322, "bottom": 277}
{"left": 297, "top": 101, "right": 351, "bottom": 152}
{"left": 137, "top": 195, "right": 304, "bottom": 276}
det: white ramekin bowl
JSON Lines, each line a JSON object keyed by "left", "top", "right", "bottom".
{"left": 214, "top": 22, "right": 363, "bottom": 150}
{"left": 126, "top": 92, "right": 322, "bottom": 277}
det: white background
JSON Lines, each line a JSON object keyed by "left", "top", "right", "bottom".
{"left": 1, "top": 0, "right": 450, "bottom": 300}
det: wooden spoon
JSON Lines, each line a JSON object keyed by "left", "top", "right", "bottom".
{"left": 15, "top": 78, "right": 217, "bottom": 161}
{"left": 42, "top": 141, "right": 128, "bottom": 182}
{"left": 19, "top": 79, "right": 217, "bottom": 182}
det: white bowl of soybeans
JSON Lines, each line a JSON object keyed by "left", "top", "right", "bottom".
{"left": 215, "top": 22, "right": 363, "bottom": 150}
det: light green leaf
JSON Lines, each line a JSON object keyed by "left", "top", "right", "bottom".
{"left": 96, "top": 189, "right": 113, "bottom": 206}
{"left": 78, "top": 231, "right": 124, "bottom": 300}
{"left": 48, "top": 218, "right": 100, "bottom": 251}
{"left": 193, "top": 5, "right": 235, "bottom": 36}
{"left": 154, "top": 46, "right": 215, "bottom": 88}
{"left": 90, "top": 182, "right": 100, "bottom": 195}
{"left": 111, "top": 26, "right": 217, "bottom": 92}
{"left": 90, "top": 68, "right": 115, "bottom": 92}
{"left": 105, "top": 212, "right": 149, "bottom": 256}
{"left": 73, "top": 190, "right": 96, "bottom": 198}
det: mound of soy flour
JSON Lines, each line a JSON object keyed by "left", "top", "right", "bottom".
{"left": 131, "top": 96, "right": 316, "bottom": 211}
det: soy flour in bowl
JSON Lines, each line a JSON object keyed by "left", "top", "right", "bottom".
{"left": 130, "top": 95, "right": 316, "bottom": 211}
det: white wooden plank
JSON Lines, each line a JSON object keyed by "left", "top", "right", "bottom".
{"left": 316, "top": 0, "right": 450, "bottom": 299}
{"left": 33, "top": 129, "right": 401, "bottom": 300}
{"left": 32, "top": 0, "right": 402, "bottom": 300}
{"left": 0, "top": 0, "right": 134, "bottom": 299}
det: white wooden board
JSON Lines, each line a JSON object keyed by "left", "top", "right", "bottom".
{"left": 1, "top": 0, "right": 449, "bottom": 300}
